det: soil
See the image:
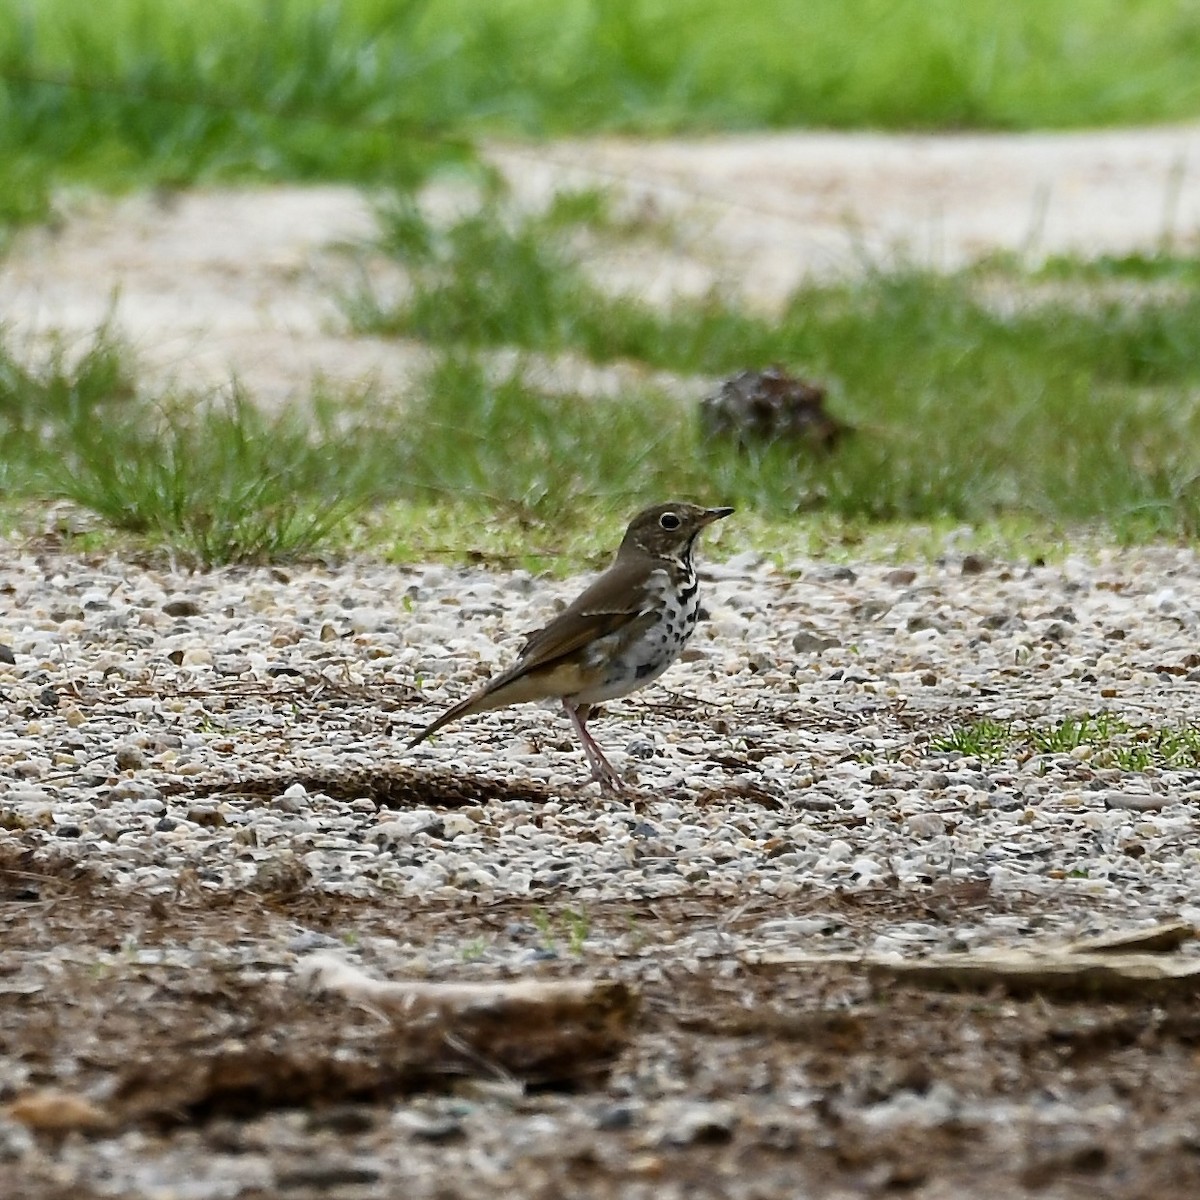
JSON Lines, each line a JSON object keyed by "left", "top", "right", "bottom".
{"left": 4, "top": 841, "right": 1200, "bottom": 1199}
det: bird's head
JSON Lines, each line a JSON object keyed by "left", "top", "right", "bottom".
{"left": 619, "top": 502, "right": 734, "bottom": 560}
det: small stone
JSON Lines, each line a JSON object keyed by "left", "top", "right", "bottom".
{"left": 0, "top": 1113, "right": 35, "bottom": 1160}
{"left": 393, "top": 1110, "right": 465, "bottom": 1141}
{"left": 905, "top": 812, "right": 946, "bottom": 837}
{"left": 625, "top": 737, "right": 656, "bottom": 760}
{"left": 275, "top": 1161, "right": 381, "bottom": 1189}
{"left": 981, "top": 611, "right": 1022, "bottom": 630}
{"left": 816, "top": 565, "right": 857, "bottom": 583}
{"left": 883, "top": 568, "right": 917, "bottom": 587}
{"left": 596, "top": 1104, "right": 638, "bottom": 1131}
{"left": 655, "top": 1102, "right": 737, "bottom": 1147}
{"left": 1101, "top": 791, "right": 1167, "bottom": 812}
{"left": 791, "top": 630, "right": 839, "bottom": 654}
{"left": 115, "top": 744, "right": 145, "bottom": 772}
{"left": 162, "top": 598, "right": 201, "bottom": 617}
{"left": 442, "top": 813, "right": 475, "bottom": 838}
{"left": 249, "top": 853, "right": 311, "bottom": 894}
{"left": 920, "top": 671, "right": 938, "bottom": 686}
{"left": 306, "top": 1106, "right": 376, "bottom": 1135}
{"left": 38, "top": 687, "right": 59, "bottom": 709}
{"left": 0, "top": 644, "right": 15, "bottom": 665}
{"left": 961, "top": 554, "right": 989, "bottom": 576}
{"left": 906, "top": 615, "right": 944, "bottom": 633}
{"left": 851, "top": 599, "right": 892, "bottom": 622}
{"left": 187, "top": 806, "right": 226, "bottom": 828}
{"left": 825, "top": 839, "right": 853, "bottom": 862}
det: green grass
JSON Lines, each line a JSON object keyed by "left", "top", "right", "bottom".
{"left": 531, "top": 906, "right": 591, "bottom": 957}
{"left": 350, "top": 195, "right": 1200, "bottom": 539}
{"left": 3, "top": 0, "right": 1200, "bottom": 226}
{"left": 52, "top": 390, "right": 375, "bottom": 566}
{"left": 6, "top": 174, "right": 1200, "bottom": 565}
{"left": 0, "top": 335, "right": 400, "bottom": 565}
{"left": 0, "top": 330, "right": 137, "bottom": 492}
{"left": 931, "top": 714, "right": 1200, "bottom": 772}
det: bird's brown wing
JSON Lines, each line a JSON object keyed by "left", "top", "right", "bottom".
{"left": 512, "top": 556, "right": 658, "bottom": 673}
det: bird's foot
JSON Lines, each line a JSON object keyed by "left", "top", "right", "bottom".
{"left": 587, "top": 755, "right": 626, "bottom": 794}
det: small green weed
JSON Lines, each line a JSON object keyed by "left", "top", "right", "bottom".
{"left": 1028, "top": 713, "right": 1126, "bottom": 755}
{"left": 530, "top": 906, "right": 590, "bottom": 956}
{"left": 932, "top": 713, "right": 1200, "bottom": 771}
{"left": 929, "top": 718, "right": 1014, "bottom": 761}
{"left": 460, "top": 937, "right": 488, "bottom": 962}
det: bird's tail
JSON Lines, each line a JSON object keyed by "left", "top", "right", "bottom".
{"left": 408, "top": 666, "right": 558, "bottom": 749}
{"left": 407, "top": 680, "right": 518, "bottom": 748}
{"left": 408, "top": 692, "right": 480, "bottom": 748}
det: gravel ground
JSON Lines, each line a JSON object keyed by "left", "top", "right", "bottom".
{"left": 4, "top": 533, "right": 1200, "bottom": 1197}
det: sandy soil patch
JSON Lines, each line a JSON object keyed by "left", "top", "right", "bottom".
{"left": 2, "top": 125, "right": 1198, "bottom": 406}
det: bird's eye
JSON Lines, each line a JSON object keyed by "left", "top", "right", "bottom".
{"left": 659, "top": 512, "right": 681, "bottom": 530}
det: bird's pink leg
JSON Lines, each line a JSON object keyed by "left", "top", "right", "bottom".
{"left": 562, "top": 700, "right": 624, "bottom": 792}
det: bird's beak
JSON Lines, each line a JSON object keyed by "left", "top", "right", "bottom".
{"left": 701, "top": 506, "right": 735, "bottom": 526}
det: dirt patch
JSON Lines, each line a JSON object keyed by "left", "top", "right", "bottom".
{"left": 3, "top": 844, "right": 1200, "bottom": 1198}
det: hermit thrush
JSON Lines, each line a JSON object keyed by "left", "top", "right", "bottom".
{"left": 408, "top": 502, "right": 733, "bottom": 791}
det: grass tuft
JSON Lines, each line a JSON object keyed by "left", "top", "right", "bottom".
{"left": 932, "top": 714, "right": 1200, "bottom": 772}
{"left": 49, "top": 388, "right": 372, "bottom": 566}
{"left": 0, "top": 341, "right": 397, "bottom": 566}
{"left": 0, "top": 328, "right": 138, "bottom": 491}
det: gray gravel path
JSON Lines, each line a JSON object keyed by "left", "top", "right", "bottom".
{"left": 4, "top": 537, "right": 1200, "bottom": 943}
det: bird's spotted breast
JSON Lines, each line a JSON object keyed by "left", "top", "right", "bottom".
{"left": 573, "top": 561, "right": 702, "bottom": 703}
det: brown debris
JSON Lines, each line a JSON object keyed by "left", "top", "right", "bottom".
{"left": 5, "top": 1089, "right": 113, "bottom": 1135}
{"left": 699, "top": 366, "right": 849, "bottom": 453}
{"left": 746, "top": 924, "right": 1200, "bottom": 1002}
{"left": 104, "top": 958, "right": 636, "bottom": 1128}
{"left": 868, "top": 950, "right": 1200, "bottom": 1001}
{"left": 186, "top": 764, "right": 559, "bottom": 809}
{"left": 1066, "top": 920, "right": 1195, "bottom": 956}
{"left": 300, "top": 955, "right": 638, "bottom": 1078}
